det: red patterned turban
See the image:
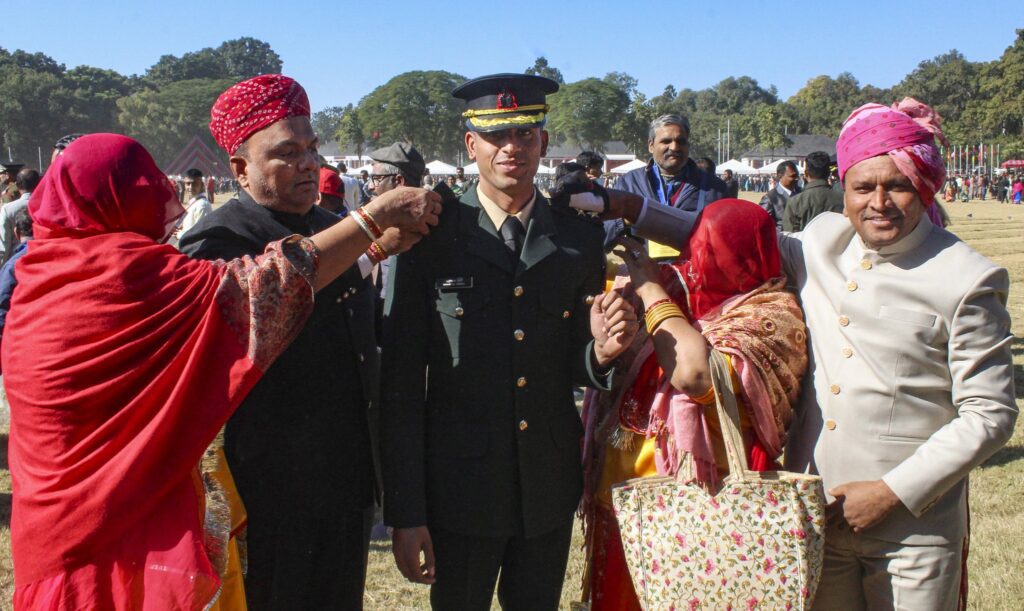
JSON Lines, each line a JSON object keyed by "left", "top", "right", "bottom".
{"left": 209, "top": 74, "right": 311, "bottom": 155}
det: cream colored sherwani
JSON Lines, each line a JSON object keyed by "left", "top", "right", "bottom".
{"left": 778, "top": 211, "right": 1015, "bottom": 544}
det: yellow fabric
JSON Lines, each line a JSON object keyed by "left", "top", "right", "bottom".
{"left": 208, "top": 449, "right": 247, "bottom": 611}
{"left": 597, "top": 356, "right": 751, "bottom": 507}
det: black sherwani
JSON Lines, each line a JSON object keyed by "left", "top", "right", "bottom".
{"left": 180, "top": 192, "right": 379, "bottom": 610}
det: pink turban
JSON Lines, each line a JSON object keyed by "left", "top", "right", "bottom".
{"left": 836, "top": 97, "right": 950, "bottom": 206}
{"left": 209, "top": 74, "right": 311, "bottom": 155}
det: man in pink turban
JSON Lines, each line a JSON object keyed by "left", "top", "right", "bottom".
{"left": 562, "top": 97, "right": 1017, "bottom": 610}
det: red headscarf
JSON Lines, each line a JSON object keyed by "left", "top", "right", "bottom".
{"left": 209, "top": 74, "right": 311, "bottom": 154}
{"left": 668, "top": 198, "right": 781, "bottom": 319}
{"left": 4, "top": 134, "right": 311, "bottom": 609}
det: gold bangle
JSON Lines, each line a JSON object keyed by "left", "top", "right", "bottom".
{"left": 645, "top": 303, "right": 685, "bottom": 335}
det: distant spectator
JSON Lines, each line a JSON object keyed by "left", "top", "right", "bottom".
{"left": 783, "top": 151, "right": 845, "bottom": 232}
{"left": 610, "top": 113, "right": 727, "bottom": 249}
{"left": 0, "top": 161, "right": 25, "bottom": 204}
{"left": 317, "top": 166, "right": 347, "bottom": 216}
{"left": 0, "top": 206, "right": 32, "bottom": 360}
{"left": 176, "top": 168, "right": 213, "bottom": 240}
{"left": 758, "top": 160, "right": 800, "bottom": 229}
{"left": 0, "top": 168, "right": 40, "bottom": 264}
{"left": 721, "top": 168, "right": 739, "bottom": 198}
{"left": 337, "top": 162, "right": 367, "bottom": 211}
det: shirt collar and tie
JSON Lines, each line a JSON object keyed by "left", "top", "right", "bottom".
{"left": 476, "top": 186, "right": 536, "bottom": 257}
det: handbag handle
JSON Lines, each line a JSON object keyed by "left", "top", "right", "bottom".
{"left": 708, "top": 350, "right": 751, "bottom": 479}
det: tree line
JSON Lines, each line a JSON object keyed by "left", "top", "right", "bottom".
{"left": 2, "top": 31, "right": 1022, "bottom": 171}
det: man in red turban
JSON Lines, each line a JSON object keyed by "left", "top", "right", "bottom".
{"left": 182, "top": 74, "right": 422, "bottom": 609}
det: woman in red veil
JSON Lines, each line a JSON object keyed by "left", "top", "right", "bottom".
{"left": 580, "top": 199, "right": 808, "bottom": 610}
{"left": 3, "top": 134, "right": 435, "bottom": 610}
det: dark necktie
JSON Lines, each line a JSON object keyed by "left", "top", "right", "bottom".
{"left": 499, "top": 215, "right": 525, "bottom": 259}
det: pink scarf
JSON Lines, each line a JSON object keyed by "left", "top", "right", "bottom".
{"left": 837, "top": 98, "right": 950, "bottom": 210}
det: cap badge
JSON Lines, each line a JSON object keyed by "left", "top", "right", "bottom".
{"left": 497, "top": 89, "right": 518, "bottom": 111}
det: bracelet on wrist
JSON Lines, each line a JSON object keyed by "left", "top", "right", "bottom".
{"left": 644, "top": 302, "right": 685, "bottom": 335}
{"left": 352, "top": 210, "right": 378, "bottom": 242}
{"left": 355, "top": 207, "right": 384, "bottom": 240}
{"left": 366, "top": 240, "right": 389, "bottom": 264}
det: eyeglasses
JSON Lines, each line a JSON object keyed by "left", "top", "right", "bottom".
{"left": 371, "top": 174, "right": 396, "bottom": 184}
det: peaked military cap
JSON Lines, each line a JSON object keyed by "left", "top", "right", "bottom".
{"left": 453, "top": 73, "right": 559, "bottom": 132}
{"left": 0, "top": 161, "right": 24, "bottom": 173}
{"left": 369, "top": 142, "right": 426, "bottom": 179}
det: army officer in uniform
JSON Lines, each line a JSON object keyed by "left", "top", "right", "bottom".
{"left": 381, "top": 74, "right": 639, "bottom": 610}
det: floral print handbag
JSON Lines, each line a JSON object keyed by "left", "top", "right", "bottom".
{"left": 611, "top": 351, "right": 826, "bottom": 610}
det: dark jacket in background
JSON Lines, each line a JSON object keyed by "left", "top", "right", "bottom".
{"left": 606, "top": 158, "right": 727, "bottom": 247}
{"left": 759, "top": 183, "right": 801, "bottom": 230}
{"left": 180, "top": 192, "right": 379, "bottom": 609}
{"left": 782, "top": 179, "right": 845, "bottom": 232}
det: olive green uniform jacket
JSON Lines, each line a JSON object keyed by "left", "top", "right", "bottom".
{"left": 782, "top": 179, "right": 845, "bottom": 232}
{"left": 381, "top": 187, "right": 609, "bottom": 538}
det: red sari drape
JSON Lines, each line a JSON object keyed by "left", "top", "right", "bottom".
{"left": 3, "top": 134, "right": 317, "bottom": 610}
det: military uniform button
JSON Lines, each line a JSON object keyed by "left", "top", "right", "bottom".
{"left": 825, "top": 419, "right": 837, "bottom": 431}
{"left": 562, "top": 311, "right": 571, "bottom": 319}
{"left": 830, "top": 384, "right": 841, "bottom": 395}
{"left": 847, "top": 281, "right": 858, "bottom": 292}
{"left": 335, "top": 296, "right": 343, "bottom": 304}
{"left": 584, "top": 295, "right": 595, "bottom": 306}
{"left": 358, "top": 353, "right": 365, "bottom": 362}
{"left": 842, "top": 347, "right": 853, "bottom": 358}
{"left": 516, "top": 376, "right": 527, "bottom": 388}
{"left": 861, "top": 259, "right": 873, "bottom": 270}
{"left": 513, "top": 286, "right": 524, "bottom": 297}
{"left": 347, "top": 308, "right": 354, "bottom": 317}
{"left": 519, "top": 419, "right": 528, "bottom": 431}
{"left": 514, "top": 329, "right": 525, "bottom": 341}
{"left": 454, "top": 306, "right": 465, "bottom": 317}
{"left": 350, "top": 286, "right": 357, "bottom": 294}
{"left": 838, "top": 315, "right": 850, "bottom": 327}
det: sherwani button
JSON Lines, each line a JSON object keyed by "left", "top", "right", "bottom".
{"left": 861, "top": 259, "right": 873, "bottom": 270}
{"left": 847, "top": 281, "right": 858, "bottom": 292}
{"left": 839, "top": 315, "right": 850, "bottom": 327}
{"left": 825, "top": 419, "right": 837, "bottom": 430}
{"left": 842, "top": 347, "right": 853, "bottom": 358}
{"left": 830, "top": 384, "right": 841, "bottom": 395}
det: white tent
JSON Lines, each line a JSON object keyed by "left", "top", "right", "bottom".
{"left": 345, "top": 164, "right": 371, "bottom": 176}
{"left": 717, "top": 159, "right": 758, "bottom": 175}
{"left": 462, "top": 162, "right": 479, "bottom": 175}
{"left": 426, "top": 159, "right": 458, "bottom": 175}
{"left": 757, "top": 159, "right": 788, "bottom": 175}
{"left": 536, "top": 164, "right": 555, "bottom": 175}
{"left": 611, "top": 159, "right": 646, "bottom": 174}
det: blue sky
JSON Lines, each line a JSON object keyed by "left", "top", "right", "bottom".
{"left": 6, "top": 0, "right": 1019, "bottom": 112}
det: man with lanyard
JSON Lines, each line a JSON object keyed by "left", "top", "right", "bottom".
{"left": 604, "top": 114, "right": 725, "bottom": 251}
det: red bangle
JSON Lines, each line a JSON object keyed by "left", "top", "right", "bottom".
{"left": 366, "top": 241, "right": 389, "bottom": 264}
{"left": 355, "top": 207, "right": 384, "bottom": 240}
{"left": 645, "top": 297, "right": 672, "bottom": 312}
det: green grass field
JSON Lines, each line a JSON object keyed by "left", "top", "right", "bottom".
{"left": 2, "top": 194, "right": 1023, "bottom": 610}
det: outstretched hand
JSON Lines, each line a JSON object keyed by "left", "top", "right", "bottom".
{"left": 548, "top": 170, "right": 609, "bottom": 216}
